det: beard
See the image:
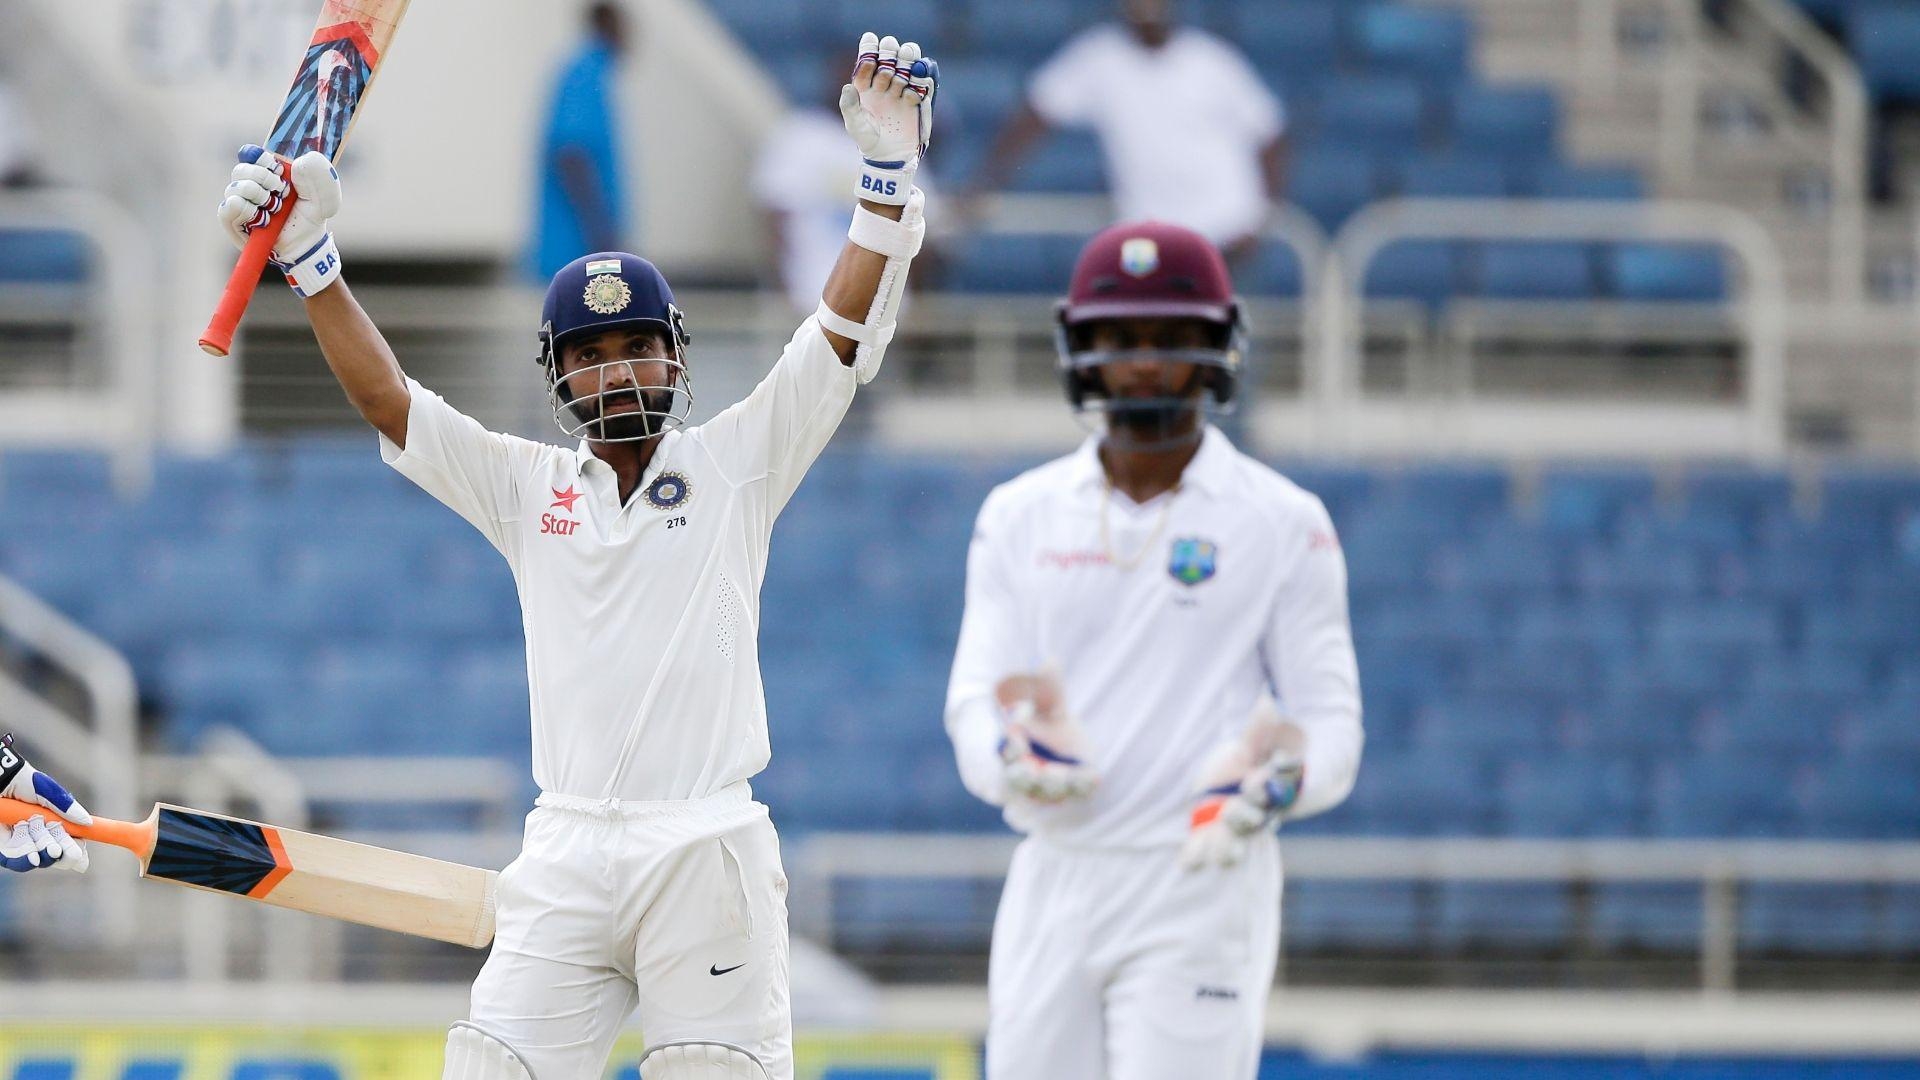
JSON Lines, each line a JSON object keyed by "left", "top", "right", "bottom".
{"left": 569, "top": 386, "right": 677, "bottom": 441}
{"left": 1102, "top": 395, "right": 1202, "bottom": 450}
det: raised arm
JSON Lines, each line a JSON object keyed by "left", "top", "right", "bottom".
{"left": 217, "top": 146, "right": 411, "bottom": 446}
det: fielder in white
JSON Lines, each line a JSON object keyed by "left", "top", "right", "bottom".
{"left": 211, "top": 32, "right": 938, "bottom": 1080}
{"left": 944, "top": 221, "right": 1364, "bottom": 1079}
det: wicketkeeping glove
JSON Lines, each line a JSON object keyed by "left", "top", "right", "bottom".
{"left": 1179, "top": 699, "right": 1304, "bottom": 872}
{"left": 0, "top": 733, "right": 90, "bottom": 873}
{"left": 217, "top": 145, "right": 344, "bottom": 297}
{"left": 995, "top": 671, "right": 1098, "bottom": 805}
{"left": 840, "top": 31, "right": 937, "bottom": 205}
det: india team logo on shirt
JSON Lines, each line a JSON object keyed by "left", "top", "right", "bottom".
{"left": 645, "top": 470, "right": 694, "bottom": 510}
{"left": 1168, "top": 538, "right": 1218, "bottom": 586}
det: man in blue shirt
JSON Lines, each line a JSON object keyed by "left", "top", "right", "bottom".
{"left": 532, "top": 2, "right": 632, "bottom": 281}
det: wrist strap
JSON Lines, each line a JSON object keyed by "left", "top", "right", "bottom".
{"left": 856, "top": 158, "right": 917, "bottom": 205}
{"left": 273, "top": 232, "right": 342, "bottom": 298}
{"left": 848, "top": 199, "right": 926, "bottom": 260}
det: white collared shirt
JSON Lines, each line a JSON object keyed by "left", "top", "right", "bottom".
{"left": 382, "top": 319, "right": 857, "bottom": 801}
{"left": 1029, "top": 26, "right": 1285, "bottom": 244}
{"left": 944, "top": 427, "right": 1364, "bottom": 848}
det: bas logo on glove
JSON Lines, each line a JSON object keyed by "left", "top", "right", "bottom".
{"left": 841, "top": 31, "right": 938, "bottom": 206}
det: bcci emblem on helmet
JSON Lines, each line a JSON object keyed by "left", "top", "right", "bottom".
{"left": 583, "top": 273, "right": 633, "bottom": 316}
{"left": 1168, "top": 538, "right": 1218, "bottom": 586}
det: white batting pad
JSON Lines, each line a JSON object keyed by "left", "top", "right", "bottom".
{"left": 640, "top": 1041, "right": 770, "bottom": 1079}
{"left": 443, "top": 1022, "right": 535, "bottom": 1080}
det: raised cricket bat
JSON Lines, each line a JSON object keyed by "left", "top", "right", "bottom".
{"left": 0, "top": 796, "right": 495, "bottom": 948}
{"left": 197, "top": 0, "right": 413, "bottom": 357}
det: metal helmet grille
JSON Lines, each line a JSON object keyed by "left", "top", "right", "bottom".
{"left": 541, "top": 319, "right": 696, "bottom": 444}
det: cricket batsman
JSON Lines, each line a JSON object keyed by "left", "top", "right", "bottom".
{"left": 944, "top": 222, "right": 1364, "bottom": 1079}
{"left": 211, "top": 33, "right": 936, "bottom": 1080}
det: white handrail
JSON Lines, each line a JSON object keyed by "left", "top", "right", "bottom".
{"left": 0, "top": 189, "right": 159, "bottom": 488}
{"left": 790, "top": 832, "right": 1920, "bottom": 993}
{"left": 1324, "top": 197, "right": 1788, "bottom": 459}
{"left": 0, "top": 573, "right": 140, "bottom": 943}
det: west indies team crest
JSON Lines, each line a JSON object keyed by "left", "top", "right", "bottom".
{"left": 1168, "top": 538, "right": 1218, "bottom": 586}
{"left": 645, "top": 470, "right": 693, "bottom": 511}
{"left": 266, "top": 23, "right": 381, "bottom": 158}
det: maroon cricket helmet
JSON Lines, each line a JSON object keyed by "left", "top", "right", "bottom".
{"left": 1054, "top": 221, "right": 1247, "bottom": 413}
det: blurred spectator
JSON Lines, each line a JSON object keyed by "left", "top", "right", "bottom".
{"left": 0, "top": 78, "right": 41, "bottom": 188}
{"left": 755, "top": 58, "right": 944, "bottom": 311}
{"left": 969, "top": 0, "right": 1287, "bottom": 260}
{"left": 529, "top": 1, "right": 632, "bottom": 281}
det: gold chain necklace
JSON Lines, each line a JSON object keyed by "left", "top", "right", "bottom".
{"left": 1100, "top": 481, "right": 1179, "bottom": 571}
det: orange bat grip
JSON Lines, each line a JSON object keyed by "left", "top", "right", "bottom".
{"left": 0, "top": 797, "right": 154, "bottom": 858}
{"left": 197, "top": 189, "right": 297, "bottom": 358}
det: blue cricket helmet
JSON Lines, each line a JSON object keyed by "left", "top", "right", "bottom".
{"left": 536, "top": 251, "right": 694, "bottom": 443}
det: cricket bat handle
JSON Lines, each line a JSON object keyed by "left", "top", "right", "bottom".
{"left": 197, "top": 189, "right": 297, "bottom": 358}
{"left": 0, "top": 797, "right": 156, "bottom": 858}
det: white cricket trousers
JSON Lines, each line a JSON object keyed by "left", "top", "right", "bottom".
{"left": 985, "top": 834, "right": 1280, "bottom": 1080}
{"left": 463, "top": 783, "right": 792, "bottom": 1080}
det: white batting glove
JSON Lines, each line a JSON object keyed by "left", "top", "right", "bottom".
{"left": 840, "top": 32, "right": 938, "bottom": 204}
{"left": 994, "top": 671, "right": 1098, "bottom": 805}
{"left": 1179, "top": 700, "right": 1305, "bottom": 872}
{"left": 217, "top": 144, "right": 344, "bottom": 297}
{"left": 0, "top": 733, "right": 90, "bottom": 873}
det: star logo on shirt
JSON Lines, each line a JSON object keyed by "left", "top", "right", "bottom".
{"left": 550, "top": 485, "right": 583, "bottom": 513}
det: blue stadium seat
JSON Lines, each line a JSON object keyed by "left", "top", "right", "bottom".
{"left": 1471, "top": 240, "right": 1596, "bottom": 300}
{"left": 1847, "top": 2, "right": 1920, "bottom": 103}
{"left": 1648, "top": 603, "right": 1779, "bottom": 663}
{"left": 1800, "top": 758, "right": 1920, "bottom": 839}
{"left": 1498, "top": 756, "right": 1641, "bottom": 836}
{"left": 1234, "top": 0, "right": 1344, "bottom": 82}
{"left": 0, "top": 449, "right": 114, "bottom": 509}
{"left": 835, "top": 877, "right": 999, "bottom": 951}
{"left": 1352, "top": 5, "right": 1473, "bottom": 82}
{"left": 1446, "top": 84, "right": 1559, "bottom": 157}
{"left": 1392, "top": 153, "right": 1512, "bottom": 198}
{"left": 1682, "top": 465, "right": 1793, "bottom": 528}
{"left": 1238, "top": 240, "right": 1306, "bottom": 298}
{"left": 818, "top": 0, "right": 943, "bottom": 49}
{"left": 1742, "top": 884, "right": 1879, "bottom": 954}
{"left": 1591, "top": 882, "right": 1704, "bottom": 950}
{"left": 0, "top": 228, "right": 90, "bottom": 283}
{"left": 1523, "top": 163, "right": 1647, "bottom": 201}
{"left": 1002, "top": 128, "right": 1105, "bottom": 192}
{"left": 706, "top": 0, "right": 811, "bottom": 51}
{"left": 1360, "top": 239, "right": 1462, "bottom": 306}
{"left": 1650, "top": 757, "right": 1797, "bottom": 837}
{"left": 1571, "top": 544, "right": 1703, "bottom": 598}
{"left": 158, "top": 639, "right": 296, "bottom": 747}
{"left": 1433, "top": 882, "right": 1572, "bottom": 949}
{"left": 1576, "top": 691, "right": 1702, "bottom": 757}
{"left": 1411, "top": 696, "right": 1557, "bottom": 756}
{"left": 1284, "top": 880, "right": 1423, "bottom": 950}
{"left": 1289, "top": 146, "right": 1385, "bottom": 231}
{"left": 1512, "top": 601, "right": 1639, "bottom": 660}
{"left": 1313, "top": 76, "right": 1429, "bottom": 151}
{"left": 1695, "top": 700, "right": 1837, "bottom": 758}
{"left": 965, "top": 0, "right": 1089, "bottom": 58}
{"left": 1606, "top": 243, "right": 1730, "bottom": 303}
{"left": 1430, "top": 528, "right": 1561, "bottom": 598}
{"left": 1839, "top": 703, "right": 1920, "bottom": 762}
{"left": 1821, "top": 463, "right": 1920, "bottom": 538}
{"left": 946, "top": 233, "right": 1086, "bottom": 292}
{"left": 1387, "top": 462, "right": 1513, "bottom": 521}
{"left": 1538, "top": 465, "right": 1657, "bottom": 537}
{"left": 1342, "top": 751, "right": 1497, "bottom": 834}
{"left": 936, "top": 56, "right": 1029, "bottom": 135}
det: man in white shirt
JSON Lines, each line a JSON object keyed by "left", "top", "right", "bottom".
{"left": 212, "top": 32, "right": 938, "bottom": 1080}
{"left": 970, "top": 0, "right": 1287, "bottom": 258}
{"left": 944, "top": 221, "right": 1363, "bottom": 1080}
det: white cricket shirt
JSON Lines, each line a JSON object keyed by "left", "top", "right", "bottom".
{"left": 383, "top": 319, "right": 856, "bottom": 801}
{"left": 1028, "top": 25, "right": 1285, "bottom": 245}
{"left": 944, "top": 428, "right": 1363, "bottom": 848}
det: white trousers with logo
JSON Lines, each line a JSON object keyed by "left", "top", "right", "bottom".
{"left": 456, "top": 784, "right": 792, "bottom": 1080}
{"left": 985, "top": 834, "right": 1280, "bottom": 1080}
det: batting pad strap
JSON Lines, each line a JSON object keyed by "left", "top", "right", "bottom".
{"left": 814, "top": 300, "right": 896, "bottom": 349}
{"left": 847, "top": 198, "right": 926, "bottom": 260}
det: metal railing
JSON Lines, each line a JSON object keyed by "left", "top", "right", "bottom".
{"left": 1324, "top": 196, "right": 1787, "bottom": 459}
{"left": 789, "top": 832, "right": 1920, "bottom": 993}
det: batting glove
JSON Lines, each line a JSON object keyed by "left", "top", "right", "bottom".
{"left": 1179, "top": 700, "right": 1304, "bottom": 872}
{"left": 995, "top": 671, "right": 1098, "bottom": 805}
{"left": 0, "top": 733, "right": 90, "bottom": 873}
{"left": 840, "top": 32, "right": 938, "bottom": 205}
{"left": 217, "top": 145, "right": 344, "bottom": 297}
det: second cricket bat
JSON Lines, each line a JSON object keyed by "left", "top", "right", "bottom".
{"left": 0, "top": 796, "right": 495, "bottom": 948}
